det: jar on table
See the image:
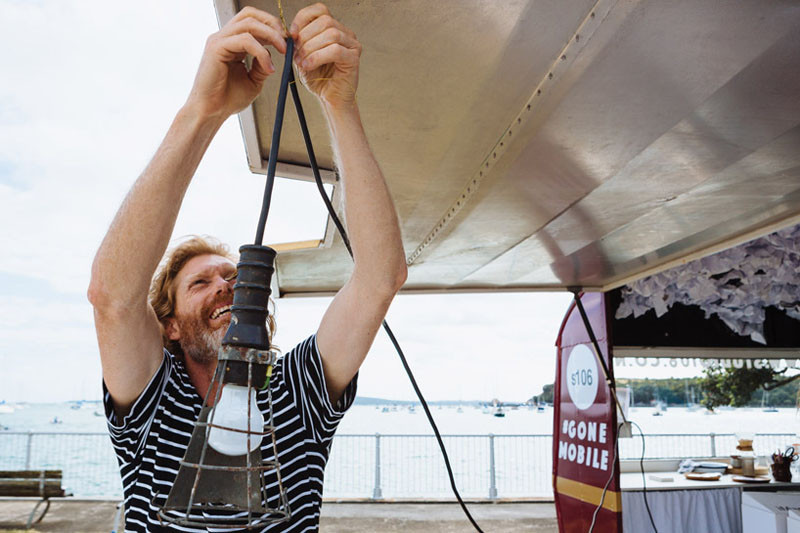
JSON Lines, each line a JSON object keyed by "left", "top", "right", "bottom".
{"left": 740, "top": 454, "right": 756, "bottom": 476}
{"left": 736, "top": 433, "right": 756, "bottom": 476}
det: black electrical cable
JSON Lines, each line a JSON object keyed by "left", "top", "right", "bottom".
{"left": 287, "top": 61, "right": 485, "bottom": 533}
{"left": 631, "top": 420, "right": 658, "bottom": 533}
{"left": 568, "top": 288, "right": 627, "bottom": 424}
{"left": 287, "top": 68, "right": 351, "bottom": 255}
{"left": 568, "top": 288, "right": 613, "bottom": 386}
{"left": 255, "top": 38, "right": 296, "bottom": 246}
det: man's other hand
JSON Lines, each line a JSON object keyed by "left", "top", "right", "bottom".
{"left": 291, "top": 3, "right": 361, "bottom": 110}
{"left": 187, "top": 6, "right": 287, "bottom": 121}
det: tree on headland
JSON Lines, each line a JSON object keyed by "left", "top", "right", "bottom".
{"left": 529, "top": 384, "right": 554, "bottom": 405}
{"left": 699, "top": 362, "right": 800, "bottom": 410}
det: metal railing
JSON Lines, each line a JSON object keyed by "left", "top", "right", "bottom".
{"left": 0, "top": 431, "right": 794, "bottom": 500}
{"left": 616, "top": 432, "right": 796, "bottom": 460}
{"left": 324, "top": 434, "right": 555, "bottom": 499}
{"left": 0, "top": 432, "right": 122, "bottom": 498}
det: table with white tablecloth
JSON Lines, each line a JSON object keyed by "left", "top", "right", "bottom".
{"left": 621, "top": 472, "right": 800, "bottom": 533}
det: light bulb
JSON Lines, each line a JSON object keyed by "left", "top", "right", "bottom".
{"left": 207, "top": 384, "right": 264, "bottom": 456}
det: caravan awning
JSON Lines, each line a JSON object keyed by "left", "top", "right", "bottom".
{"left": 214, "top": 0, "right": 800, "bottom": 296}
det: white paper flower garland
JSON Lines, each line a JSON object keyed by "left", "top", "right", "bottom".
{"left": 615, "top": 224, "right": 800, "bottom": 344}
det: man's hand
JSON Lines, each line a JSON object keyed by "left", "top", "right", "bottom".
{"left": 290, "top": 3, "right": 361, "bottom": 110}
{"left": 187, "top": 6, "right": 287, "bottom": 121}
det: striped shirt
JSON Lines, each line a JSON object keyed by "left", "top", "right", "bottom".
{"left": 103, "top": 335, "right": 356, "bottom": 532}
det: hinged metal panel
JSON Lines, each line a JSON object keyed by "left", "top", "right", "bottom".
{"left": 216, "top": 0, "right": 800, "bottom": 295}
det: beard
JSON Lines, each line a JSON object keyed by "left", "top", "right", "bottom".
{"left": 177, "top": 313, "right": 229, "bottom": 365}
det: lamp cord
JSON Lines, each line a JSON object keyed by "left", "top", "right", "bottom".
{"left": 254, "top": 38, "right": 296, "bottom": 246}
{"left": 254, "top": 40, "right": 486, "bottom": 532}
{"left": 568, "top": 288, "right": 627, "bottom": 424}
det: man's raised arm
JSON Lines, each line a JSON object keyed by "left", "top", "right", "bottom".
{"left": 87, "top": 8, "right": 286, "bottom": 414}
{"left": 289, "top": 4, "right": 407, "bottom": 405}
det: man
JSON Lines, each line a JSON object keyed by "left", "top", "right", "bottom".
{"left": 88, "top": 4, "right": 406, "bottom": 531}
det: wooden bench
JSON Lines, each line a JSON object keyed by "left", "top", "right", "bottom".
{"left": 0, "top": 470, "right": 68, "bottom": 529}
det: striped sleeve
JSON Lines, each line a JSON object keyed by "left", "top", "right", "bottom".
{"left": 102, "top": 350, "right": 170, "bottom": 461}
{"left": 281, "top": 335, "right": 357, "bottom": 447}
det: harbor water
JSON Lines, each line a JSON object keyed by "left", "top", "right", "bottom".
{"left": 1, "top": 402, "right": 798, "bottom": 499}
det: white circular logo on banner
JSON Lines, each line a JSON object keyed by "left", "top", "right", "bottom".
{"left": 566, "top": 344, "right": 598, "bottom": 410}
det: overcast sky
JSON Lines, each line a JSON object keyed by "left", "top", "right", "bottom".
{"left": 0, "top": 1, "right": 701, "bottom": 404}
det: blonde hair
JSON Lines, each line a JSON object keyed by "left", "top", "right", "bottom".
{"left": 149, "top": 235, "right": 277, "bottom": 357}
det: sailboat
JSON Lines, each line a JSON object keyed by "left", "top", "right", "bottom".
{"left": 652, "top": 391, "right": 666, "bottom": 416}
{"left": 686, "top": 380, "right": 700, "bottom": 412}
{"left": 762, "top": 389, "right": 778, "bottom": 412}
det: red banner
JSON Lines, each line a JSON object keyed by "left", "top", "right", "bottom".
{"left": 553, "top": 292, "right": 622, "bottom": 532}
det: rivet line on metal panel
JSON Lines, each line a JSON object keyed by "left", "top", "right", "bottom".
{"left": 405, "top": 0, "right": 619, "bottom": 267}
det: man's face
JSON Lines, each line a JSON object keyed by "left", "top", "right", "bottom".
{"left": 169, "top": 254, "right": 237, "bottom": 364}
